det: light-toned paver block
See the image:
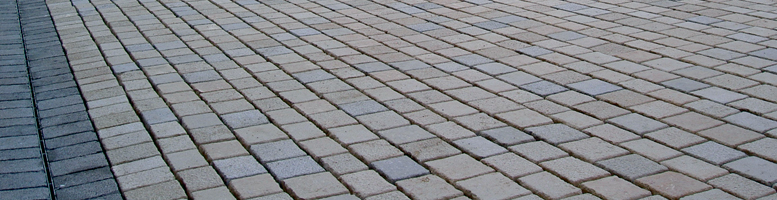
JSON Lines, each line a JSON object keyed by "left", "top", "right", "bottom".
{"left": 396, "top": 175, "right": 464, "bottom": 200}
{"left": 455, "top": 173, "right": 531, "bottom": 200}
{"left": 282, "top": 172, "right": 349, "bottom": 200}
{"left": 636, "top": 172, "right": 712, "bottom": 199}
{"left": 518, "top": 171, "right": 582, "bottom": 199}
{"left": 581, "top": 176, "right": 652, "bottom": 200}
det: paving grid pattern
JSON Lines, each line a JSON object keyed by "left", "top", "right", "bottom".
{"left": 4, "top": 0, "right": 777, "bottom": 198}
{"left": 0, "top": 0, "right": 121, "bottom": 199}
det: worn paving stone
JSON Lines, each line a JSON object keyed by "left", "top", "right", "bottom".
{"left": 682, "top": 141, "right": 747, "bottom": 165}
{"left": 518, "top": 171, "right": 582, "bottom": 199}
{"left": 396, "top": 175, "right": 463, "bottom": 200}
{"left": 723, "top": 156, "right": 777, "bottom": 185}
{"left": 636, "top": 172, "right": 712, "bottom": 199}
{"left": 596, "top": 154, "right": 668, "bottom": 181}
{"left": 266, "top": 156, "right": 325, "bottom": 180}
{"left": 370, "top": 156, "right": 429, "bottom": 182}
{"left": 452, "top": 136, "right": 508, "bottom": 159}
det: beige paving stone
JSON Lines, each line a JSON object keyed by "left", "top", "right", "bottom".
{"left": 551, "top": 110, "right": 604, "bottom": 129}
{"left": 524, "top": 100, "right": 571, "bottom": 115}
{"left": 106, "top": 142, "right": 160, "bottom": 166}
{"left": 455, "top": 113, "right": 508, "bottom": 131}
{"left": 177, "top": 166, "right": 225, "bottom": 192}
{"left": 739, "top": 138, "right": 777, "bottom": 162}
{"left": 235, "top": 124, "right": 289, "bottom": 145}
{"left": 299, "top": 137, "right": 349, "bottom": 158}
{"left": 574, "top": 101, "right": 631, "bottom": 120}
{"left": 583, "top": 124, "right": 641, "bottom": 144}
{"left": 283, "top": 172, "right": 349, "bottom": 200}
{"left": 496, "top": 109, "right": 554, "bottom": 128}
{"left": 356, "top": 111, "right": 410, "bottom": 131}
{"left": 560, "top": 137, "right": 630, "bottom": 162}
{"left": 426, "top": 154, "right": 494, "bottom": 182}
{"left": 310, "top": 110, "right": 359, "bottom": 129}
{"left": 201, "top": 140, "right": 250, "bottom": 161}
{"left": 455, "top": 173, "right": 531, "bottom": 200}
{"left": 426, "top": 122, "right": 478, "bottom": 142}
{"left": 644, "top": 127, "right": 707, "bottom": 149}
{"left": 482, "top": 153, "right": 543, "bottom": 179}
{"left": 662, "top": 112, "right": 725, "bottom": 132}
{"left": 636, "top": 172, "right": 712, "bottom": 199}
{"left": 396, "top": 175, "right": 464, "bottom": 200}
{"left": 348, "top": 139, "right": 404, "bottom": 163}
{"left": 116, "top": 167, "right": 175, "bottom": 191}
{"left": 191, "top": 186, "right": 236, "bottom": 200}
{"left": 708, "top": 174, "right": 776, "bottom": 200}
{"left": 403, "top": 110, "right": 447, "bottom": 125}
{"left": 229, "top": 174, "right": 283, "bottom": 199}
{"left": 123, "top": 180, "right": 186, "bottom": 200}
{"left": 166, "top": 149, "right": 209, "bottom": 172}
{"left": 281, "top": 122, "right": 326, "bottom": 142}
{"left": 399, "top": 138, "right": 461, "bottom": 162}
{"left": 518, "top": 171, "right": 582, "bottom": 199}
{"left": 581, "top": 176, "right": 652, "bottom": 200}
{"left": 698, "top": 124, "right": 764, "bottom": 147}
{"left": 620, "top": 139, "right": 683, "bottom": 162}
{"left": 340, "top": 170, "right": 396, "bottom": 198}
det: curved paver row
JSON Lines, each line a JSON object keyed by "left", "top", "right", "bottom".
{"left": 2, "top": 0, "right": 776, "bottom": 199}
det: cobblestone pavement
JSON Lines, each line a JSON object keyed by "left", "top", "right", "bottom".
{"left": 2, "top": 0, "right": 777, "bottom": 198}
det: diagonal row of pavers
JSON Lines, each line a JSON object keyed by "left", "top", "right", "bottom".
{"left": 13, "top": 0, "right": 777, "bottom": 199}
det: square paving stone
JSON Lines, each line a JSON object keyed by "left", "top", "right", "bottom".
{"left": 691, "top": 87, "right": 747, "bottom": 104}
{"left": 607, "top": 113, "right": 668, "bottom": 134}
{"left": 518, "top": 171, "right": 582, "bottom": 199}
{"left": 407, "top": 23, "right": 443, "bottom": 32}
{"left": 426, "top": 154, "right": 494, "bottom": 181}
{"left": 212, "top": 156, "right": 267, "bottom": 180}
{"left": 568, "top": 79, "right": 622, "bottom": 96}
{"left": 482, "top": 153, "right": 542, "bottom": 179}
{"left": 560, "top": 137, "right": 630, "bottom": 162}
{"left": 661, "top": 78, "right": 710, "bottom": 92}
{"left": 682, "top": 141, "right": 747, "bottom": 165}
{"left": 750, "top": 48, "right": 777, "bottom": 61}
{"left": 724, "top": 112, "right": 777, "bottom": 133}
{"left": 266, "top": 156, "right": 325, "bottom": 180}
{"left": 518, "top": 46, "right": 553, "bottom": 57}
{"left": 723, "top": 156, "right": 777, "bottom": 185}
{"left": 283, "top": 172, "right": 349, "bottom": 199}
{"left": 396, "top": 175, "right": 463, "bottom": 200}
{"left": 581, "top": 176, "right": 652, "bottom": 200}
{"left": 399, "top": 138, "right": 461, "bottom": 162}
{"left": 680, "top": 189, "right": 741, "bottom": 200}
{"left": 524, "top": 124, "right": 589, "bottom": 145}
{"left": 480, "top": 126, "right": 535, "bottom": 146}
{"left": 182, "top": 70, "right": 221, "bottom": 84}
{"left": 370, "top": 156, "right": 429, "bottom": 182}
{"left": 293, "top": 69, "right": 335, "bottom": 83}
{"left": 698, "top": 124, "right": 763, "bottom": 147}
{"left": 289, "top": 28, "right": 321, "bottom": 37}
{"left": 452, "top": 136, "right": 508, "bottom": 159}
{"left": 452, "top": 54, "right": 492, "bottom": 66}
{"left": 348, "top": 139, "right": 404, "bottom": 163}
{"left": 519, "top": 81, "right": 568, "bottom": 96}
{"left": 687, "top": 16, "right": 723, "bottom": 24}
{"left": 661, "top": 155, "right": 728, "bottom": 181}
{"left": 553, "top": 3, "right": 588, "bottom": 11}
{"left": 473, "top": 21, "right": 508, "bottom": 30}
{"left": 541, "top": 157, "right": 610, "bottom": 184}
{"left": 636, "top": 172, "right": 712, "bottom": 199}
{"left": 320, "top": 154, "right": 368, "bottom": 176}
{"left": 221, "top": 110, "right": 269, "bottom": 129}
{"left": 455, "top": 173, "right": 531, "bottom": 199}
{"left": 473, "top": 62, "right": 516, "bottom": 75}
{"left": 596, "top": 154, "right": 668, "bottom": 181}
{"left": 338, "top": 100, "right": 388, "bottom": 117}
{"left": 339, "top": 170, "right": 396, "bottom": 198}
{"left": 708, "top": 174, "right": 776, "bottom": 199}
{"left": 228, "top": 174, "right": 283, "bottom": 199}
{"left": 548, "top": 31, "right": 586, "bottom": 41}
{"left": 390, "top": 60, "right": 431, "bottom": 71}
{"left": 250, "top": 139, "right": 307, "bottom": 163}
{"left": 354, "top": 62, "right": 392, "bottom": 73}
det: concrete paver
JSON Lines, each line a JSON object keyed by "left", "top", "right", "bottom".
{"left": 5, "top": 0, "right": 777, "bottom": 198}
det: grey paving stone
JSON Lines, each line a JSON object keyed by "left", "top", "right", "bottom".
{"left": 727, "top": 33, "right": 767, "bottom": 43}
{"left": 686, "top": 16, "right": 723, "bottom": 24}
{"left": 520, "top": 81, "right": 568, "bottom": 96}
{"left": 293, "top": 69, "right": 335, "bottom": 83}
{"left": 596, "top": 154, "right": 668, "bottom": 181}
{"left": 212, "top": 155, "right": 267, "bottom": 180}
{"left": 575, "top": 8, "right": 611, "bottom": 16}
{"left": 682, "top": 141, "right": 747, "bottom": 165}
{"left": 182, "top": 70, "right": 221, "bottom": 83}
{"left": 250, "top": 139, "right": 307, "bottom": 163}
{"left": 698, "top": 48, "right": 744, "bottom": 61}
{"left": 525, "top": 124, "right": 589, "bottom": 145}
{"left": 0, "top": 187, "right": 50, "bottom": 200}
{"left": 568, "top": 79, "right": 622, "bottom": 96}
{"left": 607, "top": 113, "right": 668, "bottom": 134}
{"left": 680, "top": 189, "right": 740, "bottom": 200}
{"left": 691, "top": 87, "right": 747, "bottom": 104}
{"left": 518, "top": 46, "right": 553, "bottom": 57}
{"left": 472, "top": 62, "right": 516, "bottom": 75}
{"left": 339, "top": 100, "right": 388, "bottom": 116}
{"left": 354, "top": 62, "right": 392, "bottom": 73}
{"left": 750, "top": 48, "right": 777, "bottom": 61}
{"left": 661, "top": 78, "right": 710, "bottom": 92}
{"left": 452, "top": 54, "right": 493, "bottom": 66}
{"left": 0, "top": 171, "right": 49, "bottom": 190}
{"left": 289, "top": 28, "right": 321, "bottom": 37}
{"left": 723, "top": 112, "right": 777, "bottom": 133}
{"left": 0, "top": 148, "right": 40, "bottom": 161}
{"left": 390, "top": 60, "right": 431, "bottom": 71}
{"left": 321, "top": 194, "right": 361, "bottom": 200}
{"left": 370, "top": 156, "right": 430, "bottom": 182}
{"left": 140, "top": 108, "right": 177, "bottom": 125}
{"left": 548, "top": 31, "right": 586, "bottom": 41}
{"left": 56, "top": 178, "right": 119, "bottom": 200}
{"left": 48, "top": 153, "right": 109, "bottom": 177}
{"left": 256, "top": 46, "right": 294, "bottom": 56}
{"left": 553, "top": 3, "right": 589, "bottom": 11}
{"left": 480, "top": 126, "right": 535, "bottom": 146}
{"left": 493, "top": 15, "right": 527, "bottom": 23}
{"left": 149, "top": 73, "right": 183, "bottom": 85}
{"left": 723, "top": 156, "right": 777, "bottom": 185}
{"left": 52, "top": 167, "right": 114, "bottom": 190}
{"left": 39, "top": 112, "right": 89, "bottom": 128}
{"left": 407, "top": 23, "right": 443, "bottom": 32}
{"left": 0, "top": 135, "right": 39, "bottom": 150}
{"left": 498, "top": 71, "right": 542, "bottom": 86}
{"left": 47, "top": 141, "right": 103, "bottom": 162}
{"left": 473, "top": 21, "right": 508, "bottom": 30}
{"left": 452, "top": 136, "right": 508, "bottom": 159}
{"left": 765, "top": 65, "right": 777, "bottom": 74}
{"left": 221, "top": 110, "right": 269, "bottom": 129}
{"left": 168, "top": 54, "right": 202, "bottom": 64}
{"left": 0, "top": 158, "right": 44, "bottom": 173}
{"left": 377, "top": 125, "right": 436, "bottom": 145}
{"left": 266, "top": 156, "right": 324, "bottom": 180}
